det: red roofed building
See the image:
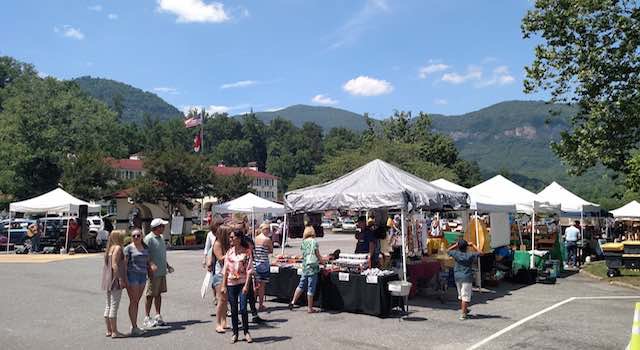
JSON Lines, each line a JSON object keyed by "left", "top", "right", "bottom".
{"left": 212, "top": 163, "right": 279, "bottom": 201}
{"left": 109, "top": 157, "right": 279, "bottom": 201}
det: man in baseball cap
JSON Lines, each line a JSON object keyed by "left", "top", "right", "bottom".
{"left": 143, "top": 218, "right": 173, "bottom": 328}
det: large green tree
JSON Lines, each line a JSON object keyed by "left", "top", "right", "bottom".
{"left": 522, "top": 0, "right": 640, "bottom": 190}
{"left": 0, "top": 56, "right": 127, "bottom": 200}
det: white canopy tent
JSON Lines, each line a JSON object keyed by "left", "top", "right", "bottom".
{"left": 430, "top": 178, "right": 516, "bottom": 213}
{"left": 470, "top": 175, "right": 559, "bottom": 215}
{"left": 7, "top": 188, "right": 101, "bottom": 253}
{"left": 611, "top": 200, "right": 640, "bottom": 220}
{"left": 285, "top": 159, "right": 469, "bottom": 281}
{"left": 538, "top": 182, "right": 601, "bottom": 244}
{"left": 537, "top": 181, "right": 600, "bottom": 213}
{"left": 470, "top": 175, "right": 560, "bottom": 267}
{"left": 213, "top": 192, "right": 285, "bottom": 237}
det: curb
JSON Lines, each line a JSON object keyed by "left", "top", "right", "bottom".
{"left": 579, "top": 267, "right": 640, "bottom": 291}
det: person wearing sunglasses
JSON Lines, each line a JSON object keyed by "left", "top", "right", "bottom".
{"left": 220, "top": 230, "right": 253, "bottom": 344}
{"left": 123, "top": 229, "right": 151, "bottom": 336}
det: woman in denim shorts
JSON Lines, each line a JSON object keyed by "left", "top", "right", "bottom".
{"left": 210, "top": 225, "right": 231, "bottom": 333}
{"left": 289, "top": 223, "right": 325, "bottom": 313}
{"left": 124, "top": 229, "right": 150, "bottom": 336}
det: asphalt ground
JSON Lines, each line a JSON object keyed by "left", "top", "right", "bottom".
{"left": 0, "top": 231, "right": 637, "bottom": 350}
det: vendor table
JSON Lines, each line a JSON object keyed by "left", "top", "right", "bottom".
{"left": 265, "top": 267, "right": 401, "bottom": 317}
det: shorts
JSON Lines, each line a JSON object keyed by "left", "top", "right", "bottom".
{"left": 297, "top": 274, "right": 318, "bottom": 296}
{"left": 211, "top": 273, "right": 223, "bottom": 288}
{"left": 127, "top": 272, "right": 147, "bottom": 286}
{"left": 146, "top": 276, "right": 167, "bottom": 297}
{"left": 456, "top": 281, "right": 472, "bottom": 302}
{"left": 255, "top": 270, "right": 270, "bottom": 283}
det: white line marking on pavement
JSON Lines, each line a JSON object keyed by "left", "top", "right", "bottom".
{"left": 468, "top": 297, "right": 576, "bottom": 350}
{"left": 575, "top": 296, "right": 640, "bottom": 300}
{"left": 468, "top": 295, "right": 640, "bottom": 350}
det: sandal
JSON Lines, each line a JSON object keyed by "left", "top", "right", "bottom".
{"left": 307, "top": 308, "right": 318, "bottom": 314}
{"left": 215, "top": 326, "right": 225, "bottom": 334}
{"left": 111, "top": 332, "right": 126, "bottom": 339}
{"left": 230, "top": 334, "right": 238, "bottom": 344}
{"left": 245, "top": 332, "right": 253, "bottom": 343}
{"left": 105, "top": 332, "right": 112, "bottom": 337}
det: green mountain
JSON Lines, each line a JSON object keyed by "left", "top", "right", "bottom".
{"left": 73, "top": 76, "right": 183, "bottom": 123}
{"left": 248, "top": 105, "right": 369, "bottom": 131}
{"left": 245, "top": 101, "right": 620, "bottom": 207}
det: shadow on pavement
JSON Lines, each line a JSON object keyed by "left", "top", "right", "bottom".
{"left": 251, "top": 335, "right": 292, "bottom": 344}
{"left": 468, "top": 313, "right": 508, "bottom": 320}
{"left": 142, "top": 320, "right": 210, "bottom": 337}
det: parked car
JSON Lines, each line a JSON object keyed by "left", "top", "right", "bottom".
{"left": 342, "top": 219, "right": 357, "bottom": 231}
{"left": 87, "top": 216, "right": 104, "bottom": 234}
{"left": 0, "top": 219, "right": 36, "bottom": 244}
{"left": 321, "top": 219, "right": 334, "bottom": 229}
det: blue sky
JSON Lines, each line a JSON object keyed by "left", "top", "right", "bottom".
{"left": 0, "top": 0, "right": 546, "bottom": 118}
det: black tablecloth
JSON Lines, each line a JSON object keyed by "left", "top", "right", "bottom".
{"left": 265, "top": 267, "right": 400, "bottom": 317}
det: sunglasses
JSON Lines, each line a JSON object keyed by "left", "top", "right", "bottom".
{"left": 132, "top": 235, "right": 141, "bottom": 238}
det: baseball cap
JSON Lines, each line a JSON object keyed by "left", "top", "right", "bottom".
{"left": 150, "top": 218, "right": 169, "bottom": 229}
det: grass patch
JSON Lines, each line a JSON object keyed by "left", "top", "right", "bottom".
{"left": 583, "top": 261, "right": 640, "bottom": 287}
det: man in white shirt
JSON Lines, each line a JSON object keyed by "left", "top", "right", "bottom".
{"left": 564, "top": 221, "right": 580, "bottom": 266}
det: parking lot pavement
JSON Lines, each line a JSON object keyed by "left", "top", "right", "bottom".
{"left": 0, "top": 233, "right": 637, "bottom": 350}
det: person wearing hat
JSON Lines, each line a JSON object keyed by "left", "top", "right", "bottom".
{"left": 447, "top": 239, "right": 482, "bottom": 320}
{"left": 143, "top": 218, "right": 174, "bottom": 328}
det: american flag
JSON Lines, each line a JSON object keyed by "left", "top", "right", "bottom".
{"left": 184, "top": 114, "right": 202, "bottom": 128}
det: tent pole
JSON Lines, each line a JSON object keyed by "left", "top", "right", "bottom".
{"left": 401, "top": 208, "right": 407, "bottom": 281}
{"left": 64, "top": 217, "right": 70, "bottom": 254}
{"left": 530, "top": 210, "right": 536, "bottom": 269}
{"left": 580, "top": 210, "right": 584, "bottom": 265}
{"left": 252, "top": 209, "right": 255, "bottom": 239}
{"left": 474, "top": 210, "right": 482, "bottom": 291}
{"left": 281, "top": 213, "right": 287, "bottom": 256}
{"left": 6, "top": 211, "right": 12, "bottom": 253}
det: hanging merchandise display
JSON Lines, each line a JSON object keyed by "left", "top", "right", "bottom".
{"left": 465, "top": 216, "right": 491, "bottom": 253}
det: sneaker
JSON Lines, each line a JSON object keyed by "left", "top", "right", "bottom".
{"left": 130, "top": 327, "right": 145, "bottom": 336}
{"left": 143, "top": 316, "right": 157, "bottom": 329}
{"left": 251, "top": 316, "right": 265, "bottom": 323}
{"left": 154, "top": 314, "right": 166, "bottom": 326}
{"left": 459, "top": 314, "right": 467, "bottom": 321}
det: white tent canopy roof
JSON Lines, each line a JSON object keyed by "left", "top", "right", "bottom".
{"left": 9, "top": 188, "right": 101, "bottom": 214}
{"left": 430, "top": 178, "right": 516, "bottom": 213}
{"left": 537, "top": 181, "right": 600, "bottom": 213}
{"left": 285, "top": 159, "right": 469, "bottom": 213}
{"left": 611, "top": 200, "right": 640, "bottom": 219}
{"left": 214, "top": 192, "right": 285, "bottom": 214}
{"left": 470, "top": 175, "right": 560, "bottom": 215}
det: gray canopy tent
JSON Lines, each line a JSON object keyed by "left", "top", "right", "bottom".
{"left": 284, "top": 159, "right": 469, "bottom": 280}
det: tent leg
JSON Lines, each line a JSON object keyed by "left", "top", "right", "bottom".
{"left": 281, "top": 214, "right": 287, "bottom": 256}
{"left": 474, "top": 211, "right": 482, "bottom": 291}
{"left": 530, "top": 211, "right": 536, "bottom": 269}
{"left": 6, "top": 212, "right": 12, "bottom": 253}
{"left": 64, "top": 217, "right": 70, "bottom": 254}
{"left": 401, "top": 208, "right": 407, "bottom": 282}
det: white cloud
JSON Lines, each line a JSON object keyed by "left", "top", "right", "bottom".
{"left": 434, "top": 99, "right": 448, "bottom": 105}
{"left": 476, "top": 65, "right": 516, "bottom": 87}
{"left": 343, "top": 75, "right": 393, "bottom": 96}
{"left": 182, "top": 104, "right": 252, "bottom": 115}
{"left": 493, "top": 65, "right": 509, "bottom": 75}
{"left": 482, "top": 56, "right": 498, "bottom": 64}
{"left": 54, "top": 25, "right": 85, "bottom": 40}
{"left": 418, "top": 63, "right": 450, "bottom": 79}
{"left": 153, "top": 87, "right": 179, "bottom": 94}
{"left": 264, "top": 106, "right": 284, "bottom": 112}
{"left": 157, "top": 0, "right": 230, "bottom": 23}
{"left": 38, "top": 71, "right": 49, "bottom": 78}
{"left": 441, "top": 66, "right": 482, "bottom": 84}
{"left": 311, "top": 94, "right": 338, "bottom": 105}
{"left": 329, "top": 0, "right": 390, "bottom": 49}
{"left": 220, "top": 80, "right": 258, "bottom": 89}
{"left": 108, "top": 13, "right": 119, "bottom": 20}
{"left": 88, "top": 5, "right": 102, "bottom": 12}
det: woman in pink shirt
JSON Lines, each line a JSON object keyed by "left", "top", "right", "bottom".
{"left": 220, "top": 229, "right": 253, "bottom": 344}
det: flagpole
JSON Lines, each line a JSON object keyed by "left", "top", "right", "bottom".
{"left": 200, "top": 107, "right": 205, "bottom": 230}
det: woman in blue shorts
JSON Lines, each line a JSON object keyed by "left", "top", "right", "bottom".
{"left": 124, "top": 229, "right": 151, "bottom": 336}
{"left": 289, "top": 223, "right": 325, "bottom": 313}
